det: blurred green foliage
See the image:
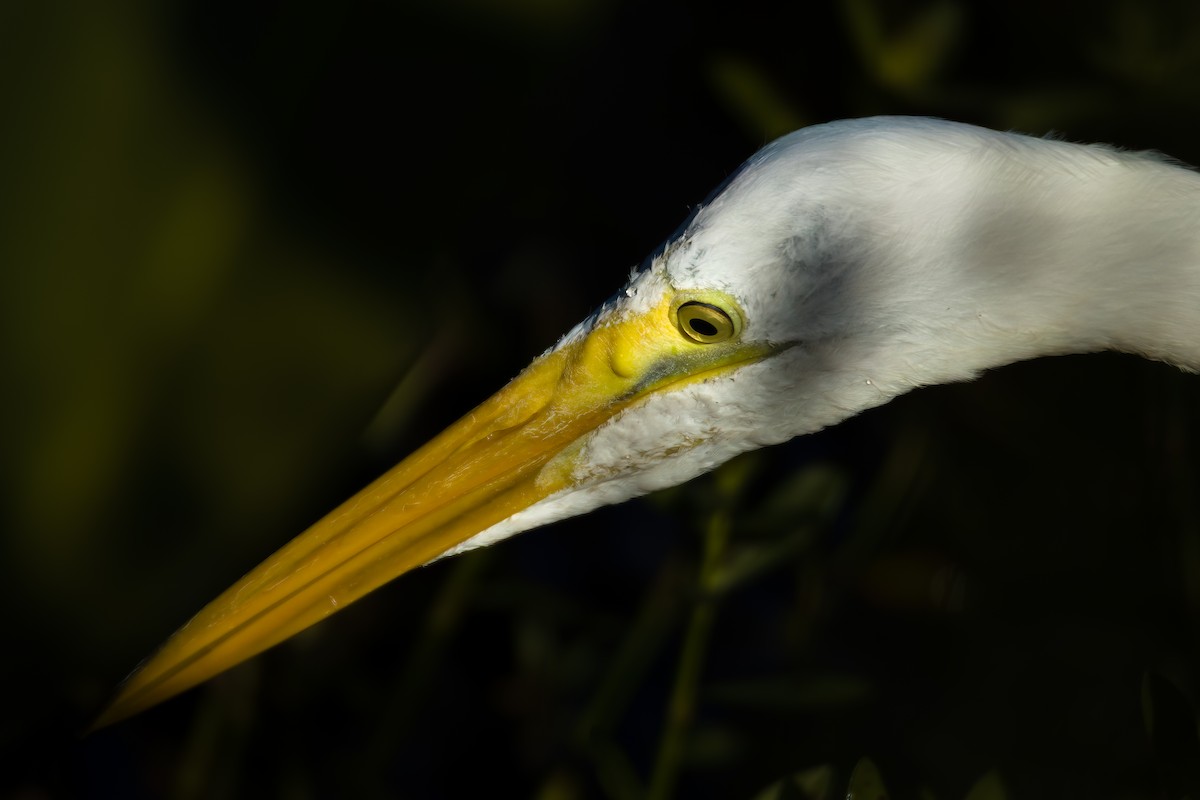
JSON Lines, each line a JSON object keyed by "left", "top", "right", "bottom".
{"left": 3, "top": 0, "right": 1200, "bottom": 798}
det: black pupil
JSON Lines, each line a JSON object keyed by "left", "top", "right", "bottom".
{"left": 688, "top": 317, "right": 719, "bottom": 337}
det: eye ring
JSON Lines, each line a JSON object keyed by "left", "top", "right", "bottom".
{"left": 675, "top": 301, "right": 736, "bottom": 344}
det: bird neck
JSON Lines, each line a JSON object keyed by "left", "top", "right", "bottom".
{"left": 929, "top": 145, "right": 1200, "bottom": 375}
{"left": 1057, "top": 157, "right": 1200, "bottom": 372}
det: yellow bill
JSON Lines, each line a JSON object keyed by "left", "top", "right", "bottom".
{"left": 95, "top": 288, "right": 774, "bottom": 727}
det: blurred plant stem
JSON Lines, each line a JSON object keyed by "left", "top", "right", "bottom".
{"left": 575, "top": 559, "right": 687, "bottom": 800}
{"left": 646, "top": 506, "right": 733, "bottom": 800}
{"left": 356, "top": 549, "right": 492, "bottom": 796}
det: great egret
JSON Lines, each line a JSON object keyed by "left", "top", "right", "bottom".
{"left": 96, "top": 116, "right": 1200, "bottom": 727}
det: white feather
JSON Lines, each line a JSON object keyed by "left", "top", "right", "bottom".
{"left": 447, "top": 116, "right": 1200, "bottom": 558}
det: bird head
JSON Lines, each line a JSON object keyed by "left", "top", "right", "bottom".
{"left": 98, "top": 116, "right": 1155, "bottom": 725}
{"left": 93, "top": 196, "right": 799, "bottom": 727}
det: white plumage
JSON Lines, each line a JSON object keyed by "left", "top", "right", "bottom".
{"left": 98, "top": 116, "right": 1200, "bottom": 725}
{"left": 455, "top": 116, "right": 1200, "bottom": 556}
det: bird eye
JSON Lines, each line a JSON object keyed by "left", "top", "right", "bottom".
{"left": 676, "top": 301, "right": 736, "bottom": 344}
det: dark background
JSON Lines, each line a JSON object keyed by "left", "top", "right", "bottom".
{"left": 4, "top": 0, "right": 1200, "bottom": 797}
